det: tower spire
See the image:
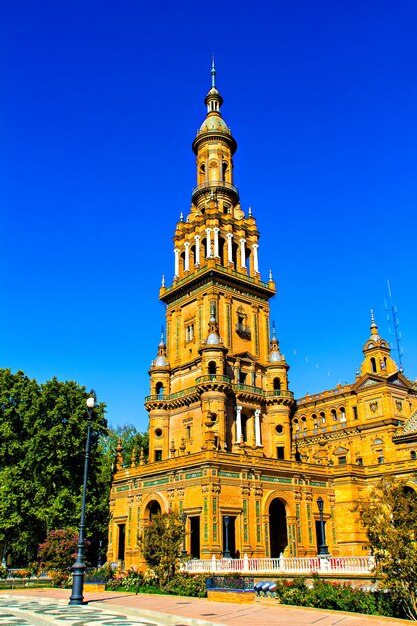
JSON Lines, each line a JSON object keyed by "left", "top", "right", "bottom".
{"left": 211, "top": 55, "right": 216, "bottom": 88}
{"left": 370, "top": 309, "right": 379, "bottom": 338}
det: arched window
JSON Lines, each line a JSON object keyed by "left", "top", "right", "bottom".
{"left": 312, "top": 413, "right": 318, "bottom": 428}
{"left": 331, "top": 409, "right": 337, "bottom": 421}
{"left": 273, "top": 377, "right": 281, "bottom": 391}
{"left": 208, "top": 361, "right": 217, "bottom": 376}
{"left": 371, "top": 357, "right": 377, "bottom": 373}
{"left": 199, "top": 163, "right": 206, "bottom": 184}
{"left": 222, "top": 161, "right": 229, "bottom": 181}
{"left": 186, "top": 425, "right": 191, "bottom": 441}
{"left": 320, "top": 411, "right": 326, "bottom": 424}
{"left": 410, "top": 450, "right": 416, "bottom": 460}
{"left": 155, "top": 382, "right": 164, "bottom": 397}
{"left": 340, "top": 407, "right": 346, "bottom": 422}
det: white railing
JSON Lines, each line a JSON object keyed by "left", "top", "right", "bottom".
{"left": 184, "top": 554, "right": 375, "bottom": 575}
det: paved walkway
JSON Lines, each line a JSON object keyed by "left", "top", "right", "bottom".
{"left": 0, "top": 588, "right": 411, "bottom": 626}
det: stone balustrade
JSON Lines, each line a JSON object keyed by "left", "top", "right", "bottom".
{"left": 184, "top": 554, "right": 375, "bottom": 575}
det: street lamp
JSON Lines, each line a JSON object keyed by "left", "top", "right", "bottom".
{"left": 223, "top": 515, "right": 231, "bottom": 559}
{"left": 69, "top": 391, "right": 96, "bottom": 605}
{"left": 317, "top": 496, "right": 330, "bottom": 556}
{"left": 180, "top": 512, "right": 187, "bottom": 558}
{"left": 1, "top": 539, "right": 7, "bottom": 568}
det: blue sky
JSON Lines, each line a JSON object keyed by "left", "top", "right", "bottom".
{"left": 1, "top": 1, "right": 416, "bottom": 430}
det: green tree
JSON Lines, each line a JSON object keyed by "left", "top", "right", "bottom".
{"left": 98, "top": 424, "right": 149, "bottom": 484}
{"left": 141, "top": 510, "right": 185, "bottom": 588}
{"left": 356, "top": 478, "right": 417, "bottom": 620}
{"left": 0, "top": 369, "right": 108, "bottom": 565}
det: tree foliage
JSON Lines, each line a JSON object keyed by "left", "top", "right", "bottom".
{"left": 98, "top": 423, "right": 149, "bottom": 485}
{"left": 0, "top": 367, "right": 149, "bottom": 567}
{"left": 141, "top": 511, "right": 185, "bottom": 588}
{"left": 356, "top": 478, "right": 417, "bottom": 621}
{"left": 0, "top": 369, "right": 108, "bottom": 565}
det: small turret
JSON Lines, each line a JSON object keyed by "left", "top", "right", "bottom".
{"left": 266, "top": 321, "right": 289, "bottom": 391}
{"left": 361, "top": 310, "right": 398, "bottom": 376}
{"left": 152, "top": 327, "right": 169, "bottom": 368}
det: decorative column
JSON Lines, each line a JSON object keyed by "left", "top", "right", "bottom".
{"left": 227, "top": 233, "right": 233, "bottom": 264}
{"left": 252, "top": 243, "right": 259, "bottom": 274}
{"left": 254, "top": 409, "right": 261, "bottom": 447}
{"left": 206, "top": 228, "right": 212, "bottom": 258}
{"left": 239, "top": 238, "right": 246, "bottom": 269}
{"left": 174, "top": 248, "right": 180, "bottom": 277}
{"left": 213, "top": 228, "right": 220, "bottom": 257}
{"left": 236, "top": 405, "right": 242, "bottom": 443}
{"left": 184, "top": 242, "right": 190, "bottom": 272}
{"left": 194, "top": 235, "right": 200, "bottom": 265}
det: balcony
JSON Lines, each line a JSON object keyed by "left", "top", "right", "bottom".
{"left": 191, "top": 180, "right": 239, "bottom": 204}
{"left": 145, "top": 384, "right": 294, "bottom": 405}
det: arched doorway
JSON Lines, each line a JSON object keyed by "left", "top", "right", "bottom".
{"left": 148, "top": 500, "right": 161, "bottom": 519}
{"left": 269, "top": 498, "right": 288, "bottom": 557}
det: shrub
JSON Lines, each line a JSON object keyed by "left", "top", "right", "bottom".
{"left": 275, "top": 577, "right": 402, "bottom": 619}
{"left": 85, "top": 563, "right": 114, "bottom": 583}
{"left": 164, "top": 572, "right": 207, "bottom": 598}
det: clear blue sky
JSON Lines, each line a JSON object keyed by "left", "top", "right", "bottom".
{"left": 1, "top": 1, "right": 416, "bottom": 430}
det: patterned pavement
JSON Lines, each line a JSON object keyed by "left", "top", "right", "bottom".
{"left": 0, "top": 595, "right": 222, "bottom": 626}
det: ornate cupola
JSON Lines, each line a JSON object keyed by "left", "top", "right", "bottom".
{"left": 199, "top": 301, "right": 228, "bottom": 377}
{"left": 191, "top": 59, "right": 239, "bottom": 210}
{"left": 361, "top": 310, "right": 397, "bottom": 376}
{"left": 148, "top": 328, "right": 170, "bottom": 396}
{"left": 152, "top": 328, "right": 169, "bottom": 368}
{"left": 266, "top": 321, "right": 290, "bottom": 392}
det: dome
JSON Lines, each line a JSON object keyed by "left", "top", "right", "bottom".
{"left": 199, "top": 114, "right": 230, "bottom": 134}
{"left": 153, "top": 355, "right": 168, "bottom": 366}
{"left": 207, "top": 333, "right": 219, "bottom": 345}
{"left": 270, "top": 351, "right": 281, "bottom": 362}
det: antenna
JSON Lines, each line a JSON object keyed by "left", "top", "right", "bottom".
{"left": 385, "top": 279, "right": 404, "bottom": 370}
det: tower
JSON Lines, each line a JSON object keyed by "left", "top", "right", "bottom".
{"left": 108, "top": 67, "right": 417, "bottom": 570}
{"left": 150, "top": 61, "right": 293, "bottom": 463}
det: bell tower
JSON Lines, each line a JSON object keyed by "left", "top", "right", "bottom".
{"left": 147, "top": 63, "right": 294, "bottom": 459}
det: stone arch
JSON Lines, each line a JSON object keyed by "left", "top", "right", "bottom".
{"left": 155, "top": 381, "right": 164, "bottom": 396}
{"left": 403, "top": 481, "right": 417, "bottom": 495}
{"left": 263, "top": 494, "right": 289, "bottom": 558}
{"left": 141, "top": 493, "right": 168, "bottom": 522}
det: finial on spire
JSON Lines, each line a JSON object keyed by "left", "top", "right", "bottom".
{"left": 272, "top": 321, "right": 277, "bottom": 341}
{"left": 248, "top": 206, "right": 252, "bottom": 217}
{"left": 369, "top": 308, "right": 380, "bottom": 340}
{"left": 161, "top": 274, "right": 165, "bottom": 287}
{"left": 180, "top": 212, "right": 184, "bottom": 222}
{"left": 211, "top": 55, "right": 216, "bottom": 88}
{"left": 370, "top": 308, "right": 376, "bottom": 326}
{"left": 160, "top": 326, "right": 165, "bottom": 345}
{"left": 269, "top": 269, "right": 273, "bottom": 281}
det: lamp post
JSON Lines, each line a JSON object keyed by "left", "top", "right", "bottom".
{"left": 1, "top": 539, "right": 7, "bottom": 568}
{"left": 69, "top": 391, "right": 96, "bottom": 605}
{"left": 97, "top": 540, "right": 103, "bottom": 568}
{"left": 180, "top": 512, "right": 187, "bottom": 558}
{"left": 317, "top": 496, "right": 329, "bottom": 556}
{"left": 223, "top": 515, "right": 231, "bottom": 559}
